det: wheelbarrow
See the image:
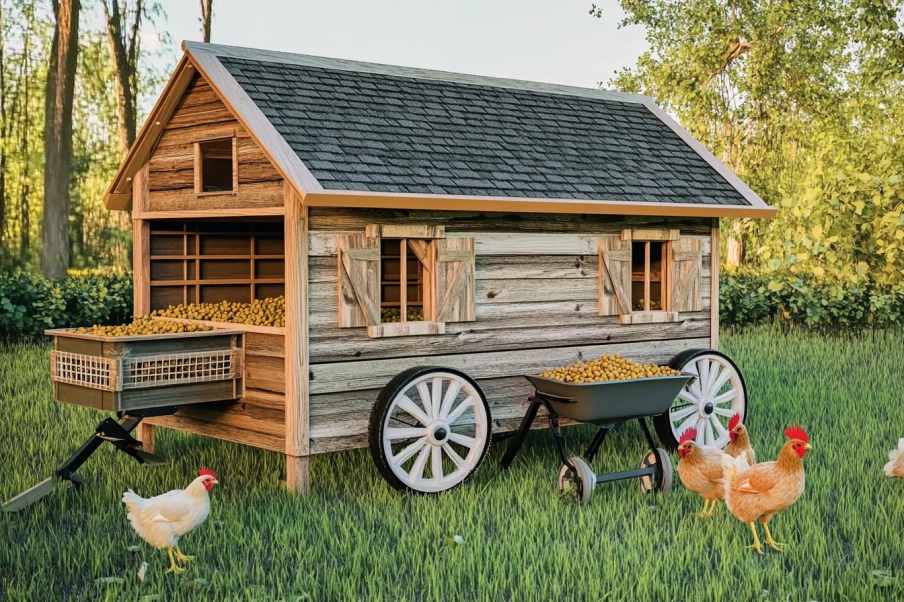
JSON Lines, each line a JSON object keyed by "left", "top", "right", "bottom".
{"left": 500, "top": 373, "right": 695, "bottom": 503}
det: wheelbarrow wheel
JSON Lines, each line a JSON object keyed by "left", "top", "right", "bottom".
{"left": 368, "top": 366, "right": 491, "bottom": 494}
{"left": 557, "top": 457, "right": 595, "bottom": 504}
{"left": 654, "top": 349, "right": 748, "bottom": 451}
{"left": 639, "top": 448, "right": 672, "bottom": 494}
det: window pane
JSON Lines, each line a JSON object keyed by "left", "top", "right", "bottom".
{"left": 380, "top": 239, "right": 402, "bottom": 322}
{"left": 649, "top": 243, "right": 664, "bottom": 310}
{"left": 631, "top": 241, "right": 646, "bottom": 311}
{"left": 199, "top": 139, "right": 234, "bottom": 192}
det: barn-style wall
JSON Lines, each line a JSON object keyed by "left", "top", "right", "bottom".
{"left": 304, "top": 208, "right": 714, "bottom": 454}
{"left": 144, "top": 73, "right": 284, "bottom": 213}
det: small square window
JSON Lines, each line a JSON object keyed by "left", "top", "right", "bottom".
{"left": 197, "top": 139, "right": 234, "bottom": 193}
{"left": 631, "top": 240, "right": 669, "bottom": 311}
{"left": 380, "top": 238, "right": 426, "bottom": 323}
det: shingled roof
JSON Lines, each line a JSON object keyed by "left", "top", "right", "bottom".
{"left": 212, "top": 51, "right": 747, "bottom": 206}
{"left": 104, "top": 43, "right": 775, "bottom": 217}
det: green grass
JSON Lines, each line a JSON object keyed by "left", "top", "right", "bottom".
{"left": 2, "top": 328, "right": 903, "bottom": 601}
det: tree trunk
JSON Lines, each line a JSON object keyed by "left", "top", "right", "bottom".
{"left": 103, "top": 0, "right": 142, "bottom": 157}
{"left": 726, "top": 221, "right": 744, "bottom": 267}
{"left": 42, "top": 0, "right": 80, "bottom": 279}
{"left": 200, "top": 0, "right": 213, "bottom": 43}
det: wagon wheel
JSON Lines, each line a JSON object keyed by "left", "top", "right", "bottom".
{"left": 557, "top": 457, "right": 595, "bottom": 504}
{"left": 639, "top": 448, "right": 673, "bottom": 494}
{"left": 368, "top": 366, "right": 491, "bottom": 494}
{"left": 653, "top": 349, "right": 748, "bottom": 451}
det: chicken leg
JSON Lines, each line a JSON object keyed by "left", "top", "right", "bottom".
{"left": 705, "top": 499, "right": 719, "bottom": 517}
{"left": 174, "top": 546, "right": 195, "bottom": 563}
{"left": 699, "top": 499, "right": 712, "bottom": 517}
{"left": 166, "top": 547, "right": 185, "bottom": 574}
{"left": 760, "top": 516, "right": 787, "bottom": 552}
{"left": 747, "top": 522, "right": 763, "bottom": 555}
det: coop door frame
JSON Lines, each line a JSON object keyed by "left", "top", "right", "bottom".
{"left": 598, "top": 229, "right": 702, "bottom": 324}
{"left": 337, "top": 224, "right": 475, "bottom": 338}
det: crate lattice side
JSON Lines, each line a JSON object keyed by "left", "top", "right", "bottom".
{"left": 51, "top": 351, "right": 117, "bottom": 391}
{"left": 122, "top": 349, "right": 237, "bottom": 389}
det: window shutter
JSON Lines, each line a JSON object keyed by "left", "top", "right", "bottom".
{"left": 434, "top": 237, "right": 475, "bottom": 323}
{"left": 598, "top": 236, "right": 632, "bottom": 316}
{"left": 337, "top": 232, "right": 381, "bottom": 327}
{"left": 670, "top": 236, "right": 703, "bottom": 312}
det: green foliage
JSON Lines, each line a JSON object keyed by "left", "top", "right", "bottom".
{"left": 0, "top": 270, "right": 133, "bottom": 339}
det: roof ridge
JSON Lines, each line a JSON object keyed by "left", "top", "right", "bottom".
{"left": 182, "top": 40, "right": 650, "bottom": 105}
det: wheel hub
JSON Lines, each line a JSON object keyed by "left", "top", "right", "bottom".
{"left": 427, "top": 421, "right": 450, "bottom": 445}
{"left": 699, "top": 397, "right": 715, "bottom": 416}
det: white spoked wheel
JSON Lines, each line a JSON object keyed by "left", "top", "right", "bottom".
{"left": 654, "top": 349, "right": 748, "bottom": 450}
{"left": 368, "top": 366, "right": 491, "bottom": 494}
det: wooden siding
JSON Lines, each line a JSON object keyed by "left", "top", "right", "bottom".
{"left": 145, "top": 74, "right": 283, "bottom": 213}
{"left": 305, "top": 208, "right": 715, "bottom": 454}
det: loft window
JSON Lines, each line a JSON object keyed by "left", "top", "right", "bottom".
{"left": 196, "top": 138, "right": 235, "bottom": 193}
{"left": 631, "top": 240, "right": 668, "bottom": 311}
{"left": 380, "top": 238, "right": 426, "bottom": 323}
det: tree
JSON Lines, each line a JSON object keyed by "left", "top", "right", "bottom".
{"left": 42, "top": 0, "right": 80, "bottom": 279}
{"left": 102, "top": 0, "right": 142, "bottom": 157}
{"left": 200, "top": 0, "right": 212, "bottom": 43}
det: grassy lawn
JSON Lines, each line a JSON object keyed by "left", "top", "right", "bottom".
{"left": 2, "top": 327, "right": 903, "bottom": 601}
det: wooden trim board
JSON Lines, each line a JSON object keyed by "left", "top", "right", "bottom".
{"left": 711, "top": 221, "right": 720, "bottom": 350}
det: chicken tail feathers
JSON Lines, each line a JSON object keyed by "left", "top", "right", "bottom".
{"left": 884, "top": 442, "right": 903, "bottom": 477}
{"left": 721, "top": 450, "right": 751, "bottom": 484}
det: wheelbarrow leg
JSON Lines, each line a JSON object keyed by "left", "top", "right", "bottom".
{"left": 2, "top": 413, "right": 166, "bottom": 513}
{"left": 584, "top": 427, "right": 610, "bottom": 462}
{"left": 500, "top": 396, "right": 543, "bottom": 469}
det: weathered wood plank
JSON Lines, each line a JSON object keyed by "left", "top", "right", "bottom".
{"left": 310, "top": 231, "right": 711, "bottom": 258}
{"left": 309, "top": 337, "right": 710, "bottom": 394}
{"left": 245, "top": 353, "right": 285, "bottom": 393}
{"left": 307, "top": 207, "right": 713, "bottom": 235}
{"left": 244, "top": 332, "right": 286, "bottom": 358}
{"left": 172, "top": 399, "right": 284, "bottom": 437}
{"left": 147, "top": 413, "right": 283, "bottom": 451}
{"left": 147, "top": 180, "right": 284, "bottom": 212}
{"left": 243, "top": 387, "right": 285, "bottom": 410}
{"left": 284, "top": 185, "right": 310, "bottom": 457}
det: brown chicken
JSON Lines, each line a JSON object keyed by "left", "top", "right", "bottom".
{"left": 722, "top": 426, "right": 811, "bottom": 554}
{"left": 677, "top": 427, "right": 737, "bottom": 517}
{"left": 725, "top": 413, "right": 756, "bottom": 465}
{"left": 885, "top": 439, "right": 904, "bottom": 478}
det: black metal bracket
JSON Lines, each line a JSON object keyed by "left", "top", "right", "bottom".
{"left": 2, "top": 407, "right": 175, "bottom": 512}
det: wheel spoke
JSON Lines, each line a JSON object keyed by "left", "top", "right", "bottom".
{"left": 714, "top": 406, "right": 736, "bottom": 417}
{"left": 711, "top": 416, "right": 728, "bottom": 440}
{"left": 407, "top": 444, "right": 431, "bottom": 483}
{"left": 670, "top": 405, "right": 697, "bottom": 422}
{"left": 698, "top": 359, "right": 711, "bottom": 397}
{"left": 694, "top": 424, "right": 706, "bottom": 447}
{"left": 385, "top": 427, "right": 427, "bottom": 441}
{"left": 438, "top": 381, "right": 462, "bottom": 420}
{"left": 391, "top": 437, "right": 427, "bottom": 468}
{"left": 675, "top": 414, "right": 698, "bottom": 434}
{"left": 685, "top": 364, "right": 703, "bottom": 398}
{"left": 431, "top": 377, "right": 443, "bottom": 420}
{"left": 445, "top": 396, "right": 474, "bottom": 424}
{"left": 442, "top": 443, "right": 467, "bottom": 470}
{"left": 677, "top": 389, "right": 699, "bottom": 404}
{"left": 713, "top": 389, "right": 739, "bottom": 405}
{"left": 448, "top": 432, "right": 476, "bottom": 448}
{"left": 431, "top": 445, "right": 444, "bottom": 483}
{"left": 704, "top": 417, "right": 715, "bottom": 446}
{"left": 396, "top": 395, "right": 430, "bottom": 426}
{"left": 416, "top": 382, "right": 434, "bottom": 419}
{"left": 708, "top": 365, "right": 732, "bottom": 396}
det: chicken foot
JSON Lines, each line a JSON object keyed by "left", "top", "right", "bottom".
{"left": 165, "top": 547, "right": 186, "bottom": 574}
{"left": 174, "top": 546, "right": 195, "bottom": 563}
{"left": 705, "top": 499, "right": 719, "bottom": 517}
{"left": 759, "top": 517, "right": 787, "bottom": 552}
{"left": 747, "top": 522, "right": 763, "bottom": 555}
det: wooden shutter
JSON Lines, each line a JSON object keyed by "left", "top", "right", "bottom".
{"left": 598, "top": 236, "right": 632, "bottom": 316}
{"left": 670, "top": 236, "right": 703, "bottom": 312}
{"left": 434, "top": 237, "right": 475, "bottom": 323}
{"left": 337, "top": 233, "right": 381, "bottom": 327}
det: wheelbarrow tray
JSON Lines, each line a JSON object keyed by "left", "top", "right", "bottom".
{"left": 524, "top": 374, "right": 694, "bottom": 424}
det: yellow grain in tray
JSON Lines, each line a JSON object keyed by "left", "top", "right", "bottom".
{"left": 539, "top": 353, "right": 681, "bottom": 383}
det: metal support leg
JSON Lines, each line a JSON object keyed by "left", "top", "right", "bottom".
{"left": 500, "top": 396, "right": 543, "bottom": 469}
{"left": 584, "top": 427, "right": 610, "bottom": 462}
{"left": 547, "top": 412, "right": 573, "bottom": 470}
{"left": 637, "top": 417, "right": 664, "bottom": 479}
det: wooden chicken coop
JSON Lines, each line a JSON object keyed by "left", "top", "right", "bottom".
{"left": 96, "top": 42, "right": 775, "bottom": 495}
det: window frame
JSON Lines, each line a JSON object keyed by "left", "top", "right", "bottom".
{"left": 378, "top": 237, "right": 431, "bottom": 326}
{"left": 194, "top": 136, "right": 238, "bottom": 196}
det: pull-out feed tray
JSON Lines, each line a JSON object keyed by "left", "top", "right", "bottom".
{"left": 47, "top": 328, "right": 245, "bottom": 412}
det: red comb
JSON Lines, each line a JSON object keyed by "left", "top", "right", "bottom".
{"left": 728, "top": 413, "right": 741, "bottom": 431}
{"left": 784, "top": 425, "right": 808, "bottom": 443}
{"left": 679, "top": 428, "right": 698, "bottom": 444}
{"left": 198, "top": 468, "right": 216, "bottom": 479}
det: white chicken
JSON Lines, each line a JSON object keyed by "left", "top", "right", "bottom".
{"left": 885, "top": 439, "right": 904, "bottom": 478}
{"left": 122, "top": 469, "right": 218, "bottom": 574}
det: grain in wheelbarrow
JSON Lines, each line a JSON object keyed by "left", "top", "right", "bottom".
{"left": 539, "top": 354, "right": 681, "bottom": 383}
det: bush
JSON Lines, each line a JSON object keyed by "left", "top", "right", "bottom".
{"left": 0, "top": 271, "right": 133, "bottom": 340}
{"left": 720, "top": 269, "right": 904, "bottom": 329}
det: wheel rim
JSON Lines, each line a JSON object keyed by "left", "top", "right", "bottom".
{"left": 668, "top": 354, "right": 745, "bottom": 449}
{"left": 381, "top": 371, "right": 488, "bottom": 493}
{"left": 639, "top": 450, "right": 657, "bottom": 493}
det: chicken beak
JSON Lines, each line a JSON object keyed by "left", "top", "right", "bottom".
{"left": 803, "top": 443, "right": 812, "bottom": 451}
{"left": 211, "top": 479, "right": 219, "bottom": 485}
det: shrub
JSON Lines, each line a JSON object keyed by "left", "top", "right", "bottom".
{"left": 0, "top": 271, "right": 133, "bottom": 340}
